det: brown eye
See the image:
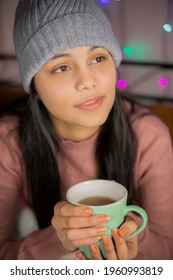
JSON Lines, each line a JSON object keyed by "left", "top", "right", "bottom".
{"left": 92, "top": 56, "right": 105, "bottom": 64}
{"left": 54, "top": 65, "right": 70, "bottom": 73}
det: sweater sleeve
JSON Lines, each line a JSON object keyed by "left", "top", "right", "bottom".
{"left": 132, "top": 114, "right": 173, "bottom": 259}
{"left": 0, "top": 123, "right": 69, "bottom": 260}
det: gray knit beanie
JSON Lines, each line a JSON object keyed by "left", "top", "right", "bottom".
{"left": 14, "top": 0, "right": 122, "bottom": 93}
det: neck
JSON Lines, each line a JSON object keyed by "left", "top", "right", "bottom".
{"left": 54, "top": 125, "right": 100, "bottom": 142}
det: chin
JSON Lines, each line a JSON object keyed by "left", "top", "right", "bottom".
{"left": 84, "top": 115, "right": 109, "bottom": 128}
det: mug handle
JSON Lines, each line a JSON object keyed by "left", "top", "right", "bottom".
{"left": 123, "top": 205, "right": 148, "bottom": 238}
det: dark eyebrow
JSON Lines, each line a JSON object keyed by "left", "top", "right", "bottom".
{"left": 88, "top": 46, "right": 100, "bottom": 52}
{"left": 51, "top": 53, "right": 71, "bottom": 60}
{"left": 51, "top": 46, "right": 101, "bottom": 60}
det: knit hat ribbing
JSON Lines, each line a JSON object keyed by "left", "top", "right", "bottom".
{"left": 14, "top": 0, "right": 122, "bottom": 93}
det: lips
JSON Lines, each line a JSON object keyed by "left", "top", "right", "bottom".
{"left": 75, "top": 96, "right": 104, "bottom": 110}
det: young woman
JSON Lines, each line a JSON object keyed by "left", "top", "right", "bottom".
{"left": 0, "top": 0, "right": 173, "bottom": 260}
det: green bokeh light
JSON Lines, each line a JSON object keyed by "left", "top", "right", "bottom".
{"left": 123, "top": 41, "right": 149, "bottom": 60}
{"left": 163, "top": 23, "right": 172, "bottom": 32}
{"left": 123, "top": 46, "right": 133, "bottom": 56}
{"left": 134, "top": 42, "right": 148, "bottom": 59}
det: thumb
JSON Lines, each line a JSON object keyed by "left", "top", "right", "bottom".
{"left": 118, "top": 217, "right": 138, "bottom": 238}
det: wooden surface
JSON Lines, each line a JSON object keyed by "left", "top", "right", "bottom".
{"left": 0, "top": 86, "right": 25, "bottom": 110}
{"left": 149, "top": 104, "right": 173, "bottom": 141}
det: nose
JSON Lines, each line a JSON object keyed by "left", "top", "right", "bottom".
{"left": 75, "top": 68, "right": 97, "bottom": 92}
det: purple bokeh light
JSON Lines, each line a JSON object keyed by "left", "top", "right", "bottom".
{"left": 117, "top": 80, "right": 127, "bottom": 90}
{"left": 98, "top": 0, "right": 110, "bottom": 6}
{"left": 159, "top": 77, "right": 168, "bottom": 88}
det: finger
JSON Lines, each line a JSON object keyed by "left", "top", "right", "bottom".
{"left": 60, "top": 215, "right": 110, "bottom": 229}
{"left": 77, "top": 245, "right": 103, "bottom": 260}
{"left": 112, "top": 228, "right": 138, "bottom": 260}
{"left": 102, "top": 235, "right": 118, "bottom": 260}
{"left": 89, "top": 243, "right": 103, "bottom": 260}
{"left": 67, "top": 234, "right": 102, "bottom": 248}
{"left": 118, "top": 218, "right": 138, "bottom": 259}
{"left": 63, "top": 226, "right": 107, "bottom": 240}
{"left": 119, "top": 217, "right": 138, "bottom": 238}
{"left": 76, "top": 252, "right": 87, "bottom": 260}
{"left": 52, "top": 201, "right": 93, "bottom": 229}
{"left": 112, "top": 228, "right": 129, "bottom": 259}
{"left": 54, "top": 201, "right": 92, "bottom": 217}
{"left": 126, "top": 236, "right": 138, "bottom": 259}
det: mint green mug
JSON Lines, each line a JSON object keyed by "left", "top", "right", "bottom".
{"left": 66, "top": 179, "right": 148, "bottom": 259}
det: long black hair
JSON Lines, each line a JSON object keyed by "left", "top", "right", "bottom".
{"left": 1, "top": 86, "right": 137, "bottom": 228}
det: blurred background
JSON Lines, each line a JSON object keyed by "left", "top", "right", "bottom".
{"left": 0, "top": 0, "right": 173, "bottom": 136}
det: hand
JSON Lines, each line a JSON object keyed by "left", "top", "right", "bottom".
{"left": 76, "top": 216, "right": 138, "bottom": 260}
{"left": 51, "top": 201, "right": 110, "bottom": 252}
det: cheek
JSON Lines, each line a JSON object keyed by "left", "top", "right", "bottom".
{"left": 41, "top": 91, "right": 71, "bottom": 114}
{"left": 104, "top": 74, "right": 116, "bottom": 96}
{"left": 101, "top": 64, "right": 116, "bottom": 89}
{"left": 35, "top": 76, "right": 70, "bottom": 109}
{"left": 109, "top": 66, "right": 117, "bottom": 84}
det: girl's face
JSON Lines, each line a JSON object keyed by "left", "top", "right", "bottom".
{"left": 34, "top": 46, "right": 117, "bottom": 141}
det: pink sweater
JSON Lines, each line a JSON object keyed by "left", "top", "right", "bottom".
{"left": 0, "top": 106, "right": 173, "bottom": 259}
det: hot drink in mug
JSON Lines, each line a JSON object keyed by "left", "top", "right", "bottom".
{"left": 66, "top": 179, "right": 148, "bottom": 259}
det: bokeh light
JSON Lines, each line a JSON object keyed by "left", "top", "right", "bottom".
{"left": 163, "top": 23, "right": 172, "bottom": 33}
{"left": 123, "top": 46, "right": 133, "bottom": 57}
{"left": 98, "top": 0, "right": 110, "bottom": 6}
{"left": 117, "top": 80, "right": 127, "bottom": 90}
{"left": 159, "top": 77, "right": 168, "bottom": 88}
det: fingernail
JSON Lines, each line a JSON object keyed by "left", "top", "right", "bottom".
{"left": 97, "top": 215, "right": 110, "bottom": 224}
{"left": 96, "top": 226, "right": 107, "bottom": 234}
{"left": 102, "top": 235, "right": 109, "bottom": 247}
{"left": 112, "top": 228, "right": 121, "bottom": 241}
{"left": 119, "top": 227, "right": 128, "bottom": 237}
{"left": 90, "top": 244, "right": 97, "bottom": 254}
{"left": 93, "top": 236, "right": 102, "bottom": 243}
{"left": 112, "top": 228, "right": 118, "bottom": 237}
{"left": 83, "top": 208, "right": 92, "bottom": 215}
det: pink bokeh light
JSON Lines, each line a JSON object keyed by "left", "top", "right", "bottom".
{"left": 159, "top": 77, "right": 168, "bottom": 88}
{"left": 117, "top": 80, "right": 127, "bottom": 90}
